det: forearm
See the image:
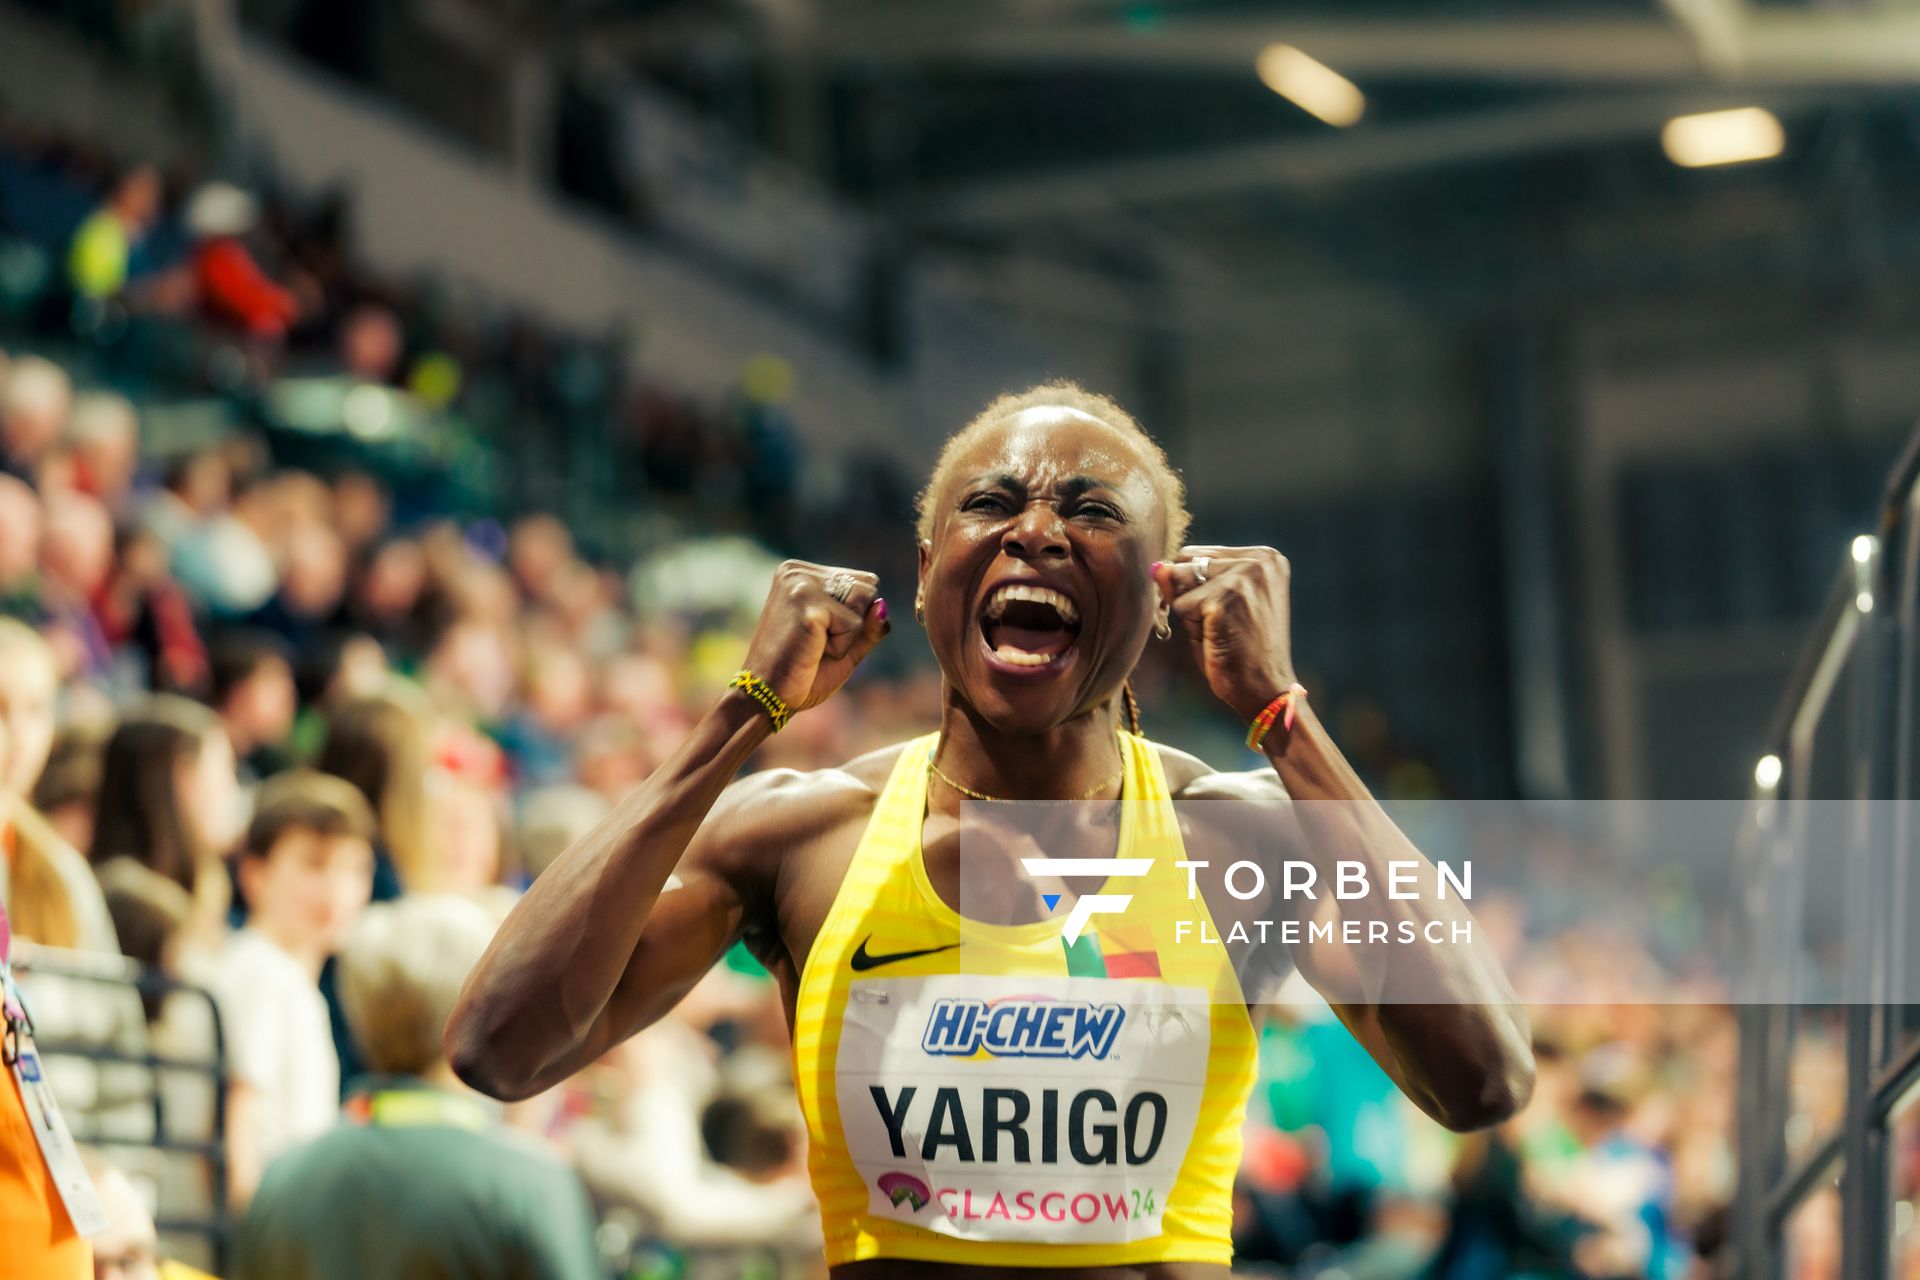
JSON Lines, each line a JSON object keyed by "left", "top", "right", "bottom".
{"left": 1261, "top": 698, "right": 1534, "bottom": 1128}
{"left": 447, "top": 690, "right": 771, "bottom": 1093}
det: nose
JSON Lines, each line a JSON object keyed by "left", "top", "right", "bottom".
{"left": 1003, "top": 501, "right": 1069, "bottom": 562}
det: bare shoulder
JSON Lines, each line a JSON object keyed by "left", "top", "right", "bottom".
{"left": 699, "top": 739, "right": 915, "bottom": 869}
{"left": 1150, "top": 739, "right": 1291, "bottom": 806}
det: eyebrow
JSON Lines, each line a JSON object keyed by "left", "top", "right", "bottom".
{"left": 964, "top": 473, "right": 1121, "bottom": 501}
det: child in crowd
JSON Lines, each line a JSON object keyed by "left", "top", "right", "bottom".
{"left": 210, "top": 770, "right": 376, "bottom": 1208}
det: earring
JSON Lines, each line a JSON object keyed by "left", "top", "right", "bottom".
{"left": 1153, "top": 616, "right": 1171, "bottom": 640}
{"left": 915, "top": 594, "right": 926, "bottom": 625}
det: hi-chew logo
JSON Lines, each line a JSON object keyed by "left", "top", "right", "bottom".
{"left": 1020, "top": 858, "right": 1151, "bottom": 943}
{"left": 922, "top": 996, "right": 1126, "bottom": 1060}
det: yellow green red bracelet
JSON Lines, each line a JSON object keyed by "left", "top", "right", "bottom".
{"left": 1246, "top": 682, "right": 1308, "bottom": 751}
{"left": 727, "top": 669, "right": 791, "bottom": 732}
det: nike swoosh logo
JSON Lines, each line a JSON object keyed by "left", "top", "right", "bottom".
{"left": 850, "top": 936, "right": 962, "bottom": 972}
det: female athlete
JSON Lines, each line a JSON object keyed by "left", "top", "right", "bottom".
{"left": 447, "top": 381, "right": 1535, "bottom": 1277}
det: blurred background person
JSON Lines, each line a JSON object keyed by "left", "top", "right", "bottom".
{"left": 313, "top": 688, "right": 428, "bottom": 899}
{"left": 1, "top": 356, "right": 71, "bottom": 485}
{"left": 210, "top": 770, "right": 375, "bottom": 1209}
{"left": 205, "top": 631, "right": 297, "bottom": 786}
{"left": 89, "top": 698, "right": 241, "bottom": 949}
{"left": 65, "top": 165, "right": 161, "bottom": 305}
{"left": 233, "top": 894, "right": 600, "bottom": 1280}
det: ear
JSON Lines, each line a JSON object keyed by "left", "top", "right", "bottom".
{"left": 916, "top": 538, "right": 932, "bottom": 597}
{"left": 235, "top": 853, "right": 263, "bottom": 910}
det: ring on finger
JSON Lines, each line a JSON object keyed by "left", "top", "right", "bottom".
{"left": 1193, "top": 556, "right": 1210, "bottom": 585}
{"left": 824, "top": 571, "right": 859, "bottom": 604}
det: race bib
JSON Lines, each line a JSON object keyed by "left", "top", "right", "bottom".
{"left": 836, "top": 973, "right": 1211, "bottom": 1245}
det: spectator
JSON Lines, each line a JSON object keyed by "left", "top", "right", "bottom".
{"left": 232, "top": 894, "right": 601, "bottom": 1280}
{"left": 341, "top": 538, "right": 425, "bottom": 660}
{"left": 81, "top": 1157, "right": 157, "bottom": 1280}
{"left": 209, "top": 770, "right": 376, "bottom": 1209}
{"left": 32, "top": 719, "right": 112, "bottom": 858}
{"left": 0, "top": 621, "right": 114, "bottom": 952}
{"left": 336, "top": 304, "right": 405, "bottom": 385}
{"left": 0, "top": 475, "right": 44, "bottom": 618}
{"left": 513, "top": 785, "right": 608, "bottom": 884}
{"left": 246, "top": 524, "right": 347, "bottom": 654}
{"left": 329, "top": 473, "right": 389, "bottom": 557}
{"left": 0, "top": 900, "right": 94, "bottom": 1280}
{"left": 89, "top": 696, "right": 241, "bottom": 947}
{"left": 93, "top": 857, "right": 222, "bottom": 1267}
{"left": 315, "top": 689, "right": 430, "bottom": 898}
{"left": 206, "top": 631, "right": 298, "bottom": 785}
{"left": 66, "top": 393, "right": 141, "bottom": 515}
{"left": 1, "top": 356, "right": 72, "bottom": 484}
{"left": 499, "top": 641, "right": 591, "bottom": 787}
{"left": 96, "top": 527, "right": 207, "bottom": 695}
{"left": 37, "top": 490, "right": 116, "bottom": 681}
{"left": 66, "top": 165, "right": 163, "bottom": 303}
{"left": 168, "top": 469, "right": 278, "bottom": 619}
{"left": 425, "top": 771, "right": 506, "bottom": 899}
{"left": 184, "top": 183, "right": 298, "bottom": 340}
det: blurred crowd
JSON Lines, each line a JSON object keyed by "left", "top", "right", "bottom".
{"left": 0, "top": 119, "right": 1765, "bottom": 1280}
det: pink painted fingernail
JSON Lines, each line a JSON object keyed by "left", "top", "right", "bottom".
{"left": 875, "top": 597, "right": 889, "bottom": 621}
{"left": 1150, "top": 561, "right": 1163, "bottom": 577}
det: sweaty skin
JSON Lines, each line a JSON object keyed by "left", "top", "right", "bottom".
{"left": 446, "top": 406, "right": 1535, "bottom": 1280}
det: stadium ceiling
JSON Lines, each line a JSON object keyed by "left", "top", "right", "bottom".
{"left": 551, "top": 0, "right": 1920, "bottom": 312}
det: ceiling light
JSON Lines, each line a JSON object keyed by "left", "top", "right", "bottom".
{"left": 1661, "top": 107, "right": 1784, "bottom": 168}
{"left": 1257, "top": 44, "right": 1364, "bottom": 128}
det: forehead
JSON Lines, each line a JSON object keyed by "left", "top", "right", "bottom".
{"left": 270, "top": 828, "right": 372, "bottom": 862}
{"left": 947, "top": 405, "right": 1157, "bottom": 494}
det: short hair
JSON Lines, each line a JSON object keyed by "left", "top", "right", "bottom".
{"left": 244, "top": 769, "right": 375, "bottom": 860}
{"left": 338, "top": 895, "right": 497, "bottom": 1075}
{"left": 207, "top": 630, "right": 293, "bottom": 708}
{"left": 68, "top": 391, "right": 136, "bottom": 446}
{"left": 913, "top": 380, "right": 1191, "bottom": 558}
{"left": 1, "top": 356, "right": 71, "bottom": 422}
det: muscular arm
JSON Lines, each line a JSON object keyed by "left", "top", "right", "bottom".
{"left": 1184, "top": 711, "right": 1535, "bottom": 1133}
{"left": 446, "top": 556, "right": 888, "bottom": 1100}
{"left": 1157, "top": 544, "right": 1531, "bottom": 1129}
{"left": 446, "top": 689, "right": 780, "bottom": 1100}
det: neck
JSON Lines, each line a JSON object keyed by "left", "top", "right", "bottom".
{"left": 422, "top": 1060, "right": 469, "bottom": 1093}
{"left": 929, "top": 693, "right": 1126, "bottom": 804}
{"left": 252, "top": 921, "right": 327, "bottom": 980}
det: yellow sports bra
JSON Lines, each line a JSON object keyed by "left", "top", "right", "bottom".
{"left": 791, "top": 727, "right": 1257, "bottom": 1269}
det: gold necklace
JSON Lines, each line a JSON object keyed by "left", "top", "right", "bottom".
{"left": 927, "top": 755, "right": 1124, "bottom": 803}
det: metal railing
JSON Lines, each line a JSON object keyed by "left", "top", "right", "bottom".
{"left": 12, "top": 944, "right": 233, "bottom": 1274}
{"left": 1734, "top": 421, "right": 1920, "bottom": 1279}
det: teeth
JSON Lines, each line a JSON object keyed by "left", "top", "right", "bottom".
{"left": 982, "top": 584, "right": 1080, "bottom": 625}
{"left": 993, "top": 646, "right": 1060, "bottom": 666}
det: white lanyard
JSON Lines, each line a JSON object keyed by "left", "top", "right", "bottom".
{"left": 1, "top": 907, "right": 109, "bottom": 1238}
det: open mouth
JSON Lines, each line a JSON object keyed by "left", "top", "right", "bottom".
{"left": 979, "top": 583, "right": 1082, "bottom": 671}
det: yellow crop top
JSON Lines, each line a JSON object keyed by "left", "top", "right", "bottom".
{"left": 790, "top": 727, "right": 1257, "bottom": 1269}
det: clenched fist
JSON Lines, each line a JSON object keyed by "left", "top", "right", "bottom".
{"left": 1152, "top": 545, "right": 1297, "bottom": 725}
{"left": 741, "top": 560, "right": 890, "bottom": 715}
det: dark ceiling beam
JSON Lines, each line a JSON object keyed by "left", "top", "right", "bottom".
{"left": 927, "top": 87, "right": 1839, "bottom": 224}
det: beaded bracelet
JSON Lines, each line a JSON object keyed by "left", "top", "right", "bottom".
{"left": 727, "top": 669, "right": 791, "bottom": 732}
{"left": 1246, "top": 682, "right": 1308, "bottom": 751}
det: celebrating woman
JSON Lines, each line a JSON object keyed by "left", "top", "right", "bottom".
{"left": 448, "top": 381, "right": 1534, "bottom": 1276}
